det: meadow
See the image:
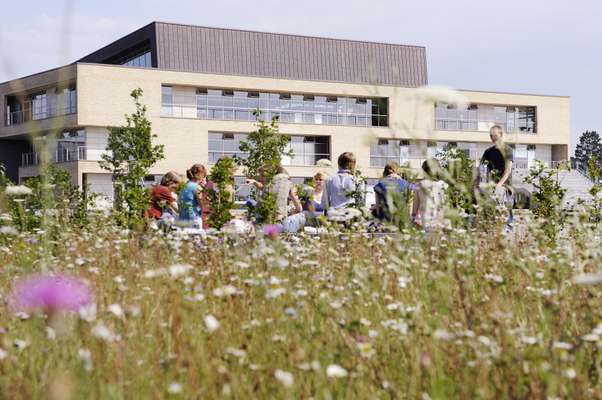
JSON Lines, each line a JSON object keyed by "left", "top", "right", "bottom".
{"left": 1, "top": 216, "right": 602, "bottom": 399}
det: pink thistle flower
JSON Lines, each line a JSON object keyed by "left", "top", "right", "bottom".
{"left": 262, "top": 224, "right": 283, "bottom": 238}
{"left": 9, "top": 274, "right": 93, "bottom": 314}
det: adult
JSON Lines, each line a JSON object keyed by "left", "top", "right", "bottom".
{"left": 146, "top": 171, "right": 182, "bottom": 221}
{"left": 412, "top": 159, "right": 449, "bottom": 230}
{"left": 270, "top": 166, "right": 303, "bottom": 223}
{"left": 179, "top": 164, "right": 205, "bottom": 228}
{"left": 480, "top": 124, "right": 514, "bottom": 226}
{"left": 373, "top": 161, "right": 411, "bottom": 221}
{"left": 321, "top": 152, "right": 361, "bottom": 211}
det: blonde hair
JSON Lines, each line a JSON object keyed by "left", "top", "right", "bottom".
{"left": 314, "top": 171, "right": 328, "bottom": 180}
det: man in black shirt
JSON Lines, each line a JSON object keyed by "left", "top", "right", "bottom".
{"left": 480, "top": 124, "right": 514, "bottom": 227}
{"left": 481, "top": 125, "right": 514, "bottom": 186}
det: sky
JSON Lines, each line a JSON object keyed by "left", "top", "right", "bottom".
{"left": 0, "top": 0, "right": 600, "bottom": 153}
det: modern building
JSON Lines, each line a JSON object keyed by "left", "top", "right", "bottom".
{"left": 0, "top": 21, "right": 570, "bottom": 201}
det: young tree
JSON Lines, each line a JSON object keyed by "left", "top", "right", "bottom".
{"left": 207, "top": 157, "right": 236, "bottom": 229}
{"left": 574, "top": 130, "right": 602, "bottom": 174}
{"left": 100, "top": 89, "right": 165, "bottom": 227}
{"left": 238, "top": 111, "right": 291, "bottom": 223}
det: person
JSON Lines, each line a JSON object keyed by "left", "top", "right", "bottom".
{"left": 372, "top": 161, "right": 411, "bottom": 221}
{"left": 178, "top": 164, "right": 205, "bottom": 228}
{"left": 146, "top": 171, "right": 182, "bottom": 223}
{"left": 304, "top": 171, "right": 327, "bottom": 214}
{"left": 480, "top": 124, "right": 514, "bottom": 226}
{"left": 321, "top": 152, "right": 362, "bottom": 211}
{"left": 197, "top": 166, "right": 214, "bottom": 229}
{"left": 412, "top": 159, "right": 449, "bottom": 230}
{"left": 270, "top": 166, "right": 303, "bottom": 230}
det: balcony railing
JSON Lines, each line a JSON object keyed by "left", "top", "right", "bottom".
{"left": 6, "top": 104, "right": 77, "bottom": 127}
{"left": 20, "top": 146, "right": 108, "bottom": 167}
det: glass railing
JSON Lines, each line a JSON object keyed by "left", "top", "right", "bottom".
{"left": 6, "top": 103, "right": 76, "bottom": 126}
{"left": 20, "top": 146, "right": 108, "bottom": 167}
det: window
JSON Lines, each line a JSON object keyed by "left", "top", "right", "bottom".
{"left": 370, "top": 139, "right": 410, "bottom": 167}
{"left": 162, "top": 85, "right": 388, "bottom": 127}
{"left": 121, "top": 50, "right": 152, "bottom": 68}
{"left": 436, "top": 103, "right": 536, "bottom": 134}
{"left": 209, "top": 133, "right": 330, "bottom": 166}
{"left": 161, "top": 87, "right": 173, "bottom": 116}
{"left": 31, "top": 92, "right": 48, "bottom": 120}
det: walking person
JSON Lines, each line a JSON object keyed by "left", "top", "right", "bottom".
{"left": 480, "top": 124, "right": 515, "bottom": 227}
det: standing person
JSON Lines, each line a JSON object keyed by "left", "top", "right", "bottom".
{"left": 412, "top": 160, "right": 449, "bottom": 230}
{"left": 480, "top": 124, "right": 515, "bottom": 226}
{"left": 321, "top": 152, "right": 361, "bottom": 211}
{"left": 373, "top": 161, "right": 411, "bottom": 221}
{"left": 146, "top": 171, "right": 182, "bottom": 223}
{"left": 179, "top": 164, "right": 205, "bottom": 229}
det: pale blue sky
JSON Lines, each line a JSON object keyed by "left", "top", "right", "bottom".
{"left": 1, "top": 0, "right": 600, "bottom": 153}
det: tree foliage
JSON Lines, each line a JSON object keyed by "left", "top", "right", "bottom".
{"left": 100, "top": 89, "right": 164, "bottom": 227}
{"left": 207, "top": 157, "right": 236, "bottom": 229}
{"left": 575, "top": 130, "right": 602, "bottom": 174}
{"left": 237, "top": 111, "right": 291, "bottom": 224}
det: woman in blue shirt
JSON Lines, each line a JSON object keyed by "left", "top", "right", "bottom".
{"left": 179, "top": 164, "right": 206, "bottom": 228}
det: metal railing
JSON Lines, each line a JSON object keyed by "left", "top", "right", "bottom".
{"left": 162, "top": 102, "right": 388, "bottom": 128}
{"left": 20, "top": 146, "right": 108, "bottom": 167}
{"left": 6, "top": 104, "right": 76, "bottom": 126}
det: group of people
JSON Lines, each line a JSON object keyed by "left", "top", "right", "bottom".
{"left": 145, "top": 124, "right": 514, "bottom": 232}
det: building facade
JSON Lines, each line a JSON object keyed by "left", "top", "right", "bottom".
{"left": 0, "top": 22, "right": 570, "bottom": 200}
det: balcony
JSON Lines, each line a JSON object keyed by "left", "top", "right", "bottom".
{"left": 6, "top": 104, "right": 77, "bottom": 127}
{"left": 20, "top": 146, "right": 108, "bottom": 167}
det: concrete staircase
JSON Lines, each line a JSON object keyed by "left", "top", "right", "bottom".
{"left": 513, "top": 168, "right": 594, "bottom": 207}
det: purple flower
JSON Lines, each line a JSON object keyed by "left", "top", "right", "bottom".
{"left": 10, "top": 274, "right": 93, "bottom": 314}
{"left": 262, "top": 224, "right": 283, "bottom": 238}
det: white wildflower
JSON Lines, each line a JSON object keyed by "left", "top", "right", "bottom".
{"left": 433, "top": 329, "right": 454, "bottom": 341}
{"left": 204, "top": 314, "right": 220, "bottom": 333}
{"left": 573, "top": 273, "right": 602, "bottom": 285}
{"left": 91, "top": 323, "right": 118, "bottom": 342}
{"left": 107, "top": 304, "right": 124, "bottom": 318}
{"left": 5, "top": 185, "right": 32, "bottom": 196}
{"left": 14, "top": 339, "right": 28, "bottom": 350}
{"left": 225, "top": 347, "right": 247, "bottom": 359}
{"left": 0, "top": 226, "right": 18, "bottom": 236}
{"left": 553, "top": 341, "right": 573, "bottom": 350}
{"left": 521, "top": 336, "right": 538, "bottom": 345}
{"left": 266, "top": 287, "right": 287, "bottom": 299}
{"left": 167, "top": 382, "right": 183, "bottom": 394}
{"left": 274, "top": 369, "right": 294, "bottom": 388}
{"left": 415, "top": 85, "right": 468, "bottom": 108}
{"left": 79, "top": 304, "right": 97, "bottom": 322}
{"left": 78, "top": 348, "right": 93, "bottom": 372}
{"left": 565, "top": 369, "right": 577, "bottom": 379}
{"left": 582, "top": 333, "right": 599, "bottom": 342}
{"left": 0, "top": 348, "right": 7, "bottom": 360}
{"left": 169, "top": 264, "right": 193, "bottom": 278}
{"left": 326, "top": 364, "right": 348, "bottom": 378}
{"left": 484, "top": 273, "right": 504, "bottom": 284}
{"left": 213, "top": 285, "right": 238, "bottom": 297}
{"left": 46, "top": 327, "right": 56, "bottom": 340}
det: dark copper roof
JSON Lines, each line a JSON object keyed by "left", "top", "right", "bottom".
{"left": 79, "top": 21, "right": 428, "bottom": 87}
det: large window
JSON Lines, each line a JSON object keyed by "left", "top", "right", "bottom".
{"left": 5, "top": 86, "right": 77, "bottom": 126}
{"left": 370, "top": 139, "right": 410, "bottom": 167}
{"left": 209, "top": 133, "right": 330, "bottom": 166}
{"left": 435, "top": 103, "right": 537, "bottom": 134}
{"left": 162, "top": 86, "right": 389, "bottom": 127}
{"left": 121, "top": 50, "right": 152, "bottom": 68}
